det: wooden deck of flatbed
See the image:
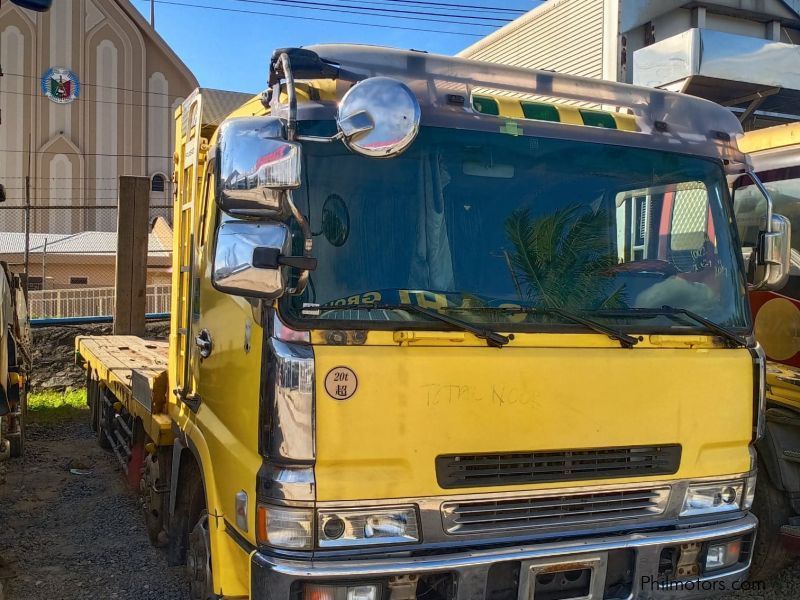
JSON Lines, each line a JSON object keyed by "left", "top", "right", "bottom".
{"left": 76, "top": 335, "right": 173, "bottom": 445}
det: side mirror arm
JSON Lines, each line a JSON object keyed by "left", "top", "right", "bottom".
{"left": 253, "top": 247, "right": 317, "bottom": 272}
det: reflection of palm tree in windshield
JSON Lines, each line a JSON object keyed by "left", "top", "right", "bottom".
{"left": 505, "top": 205, "right": 626, "bottom": 310}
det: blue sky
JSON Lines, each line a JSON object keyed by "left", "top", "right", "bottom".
{"left": 132, "top": 0, "right": 542, "bottom": 93}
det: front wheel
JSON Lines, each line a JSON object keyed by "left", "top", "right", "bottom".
{"left": 749, "top": 464, "right": 797, "bottom": 580}
{"left": 187, "top": 513, "right": 212, "bottom": 600}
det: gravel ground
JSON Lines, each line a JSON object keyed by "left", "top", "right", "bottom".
{"left": 718, "top": 565, "right": 800, "bottom": 600}
{"left": 0, "top": 410, "right": 188, "bottom": 600}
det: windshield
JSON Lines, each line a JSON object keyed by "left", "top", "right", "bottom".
{"left": 283, "top": 125, "right": 749, "bottom": 332}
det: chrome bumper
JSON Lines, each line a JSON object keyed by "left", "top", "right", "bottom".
{"left": 251, "top": 513, "right": 757, "bottom": 599}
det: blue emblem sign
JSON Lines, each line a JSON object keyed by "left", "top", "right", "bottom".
{"left": 41, "top": 67, "right": 80, "bottom": 104}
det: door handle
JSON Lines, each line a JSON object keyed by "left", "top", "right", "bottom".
{"left": 195, "top": 329, "right": 213, "bottom": 359}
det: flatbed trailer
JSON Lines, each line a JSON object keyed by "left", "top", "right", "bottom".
{"left": 77, "top": 336, "right": 172, "bottom": 483}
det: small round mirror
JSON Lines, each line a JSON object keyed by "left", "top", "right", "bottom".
{"left": 337, "top": 77, "right": 421, "bottom": 158}
{"left": 321, "top": 194, "right": 350, "bottom": 247}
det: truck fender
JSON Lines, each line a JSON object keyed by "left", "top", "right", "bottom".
{"left": 758, "top": 407, "right": 800, "bottom": 507}
{"left": 169, "top": 436, "right": 202, "bottom": 516}
{"left": 168, "top": 429, "right": 218, "bottom": 519}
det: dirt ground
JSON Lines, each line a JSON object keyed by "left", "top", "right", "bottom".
{"left": 29, "top": 322, "right": 170, "bottom": 391}
{"left": 0, "top": 408, "right": 188, "bottom": 600}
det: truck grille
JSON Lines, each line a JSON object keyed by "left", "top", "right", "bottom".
{"left": 442, "top": 487, "right": 670, "bottom": 535}
{"left": 435, "top": 445, "right": 681, "bottom": 489}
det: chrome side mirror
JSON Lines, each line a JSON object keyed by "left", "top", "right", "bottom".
{"left": 216, "top": 117, "right": 302, "bottom": 218}
{"left": 733, "top": 172, "right": 792, "bottom": 291}
{"left": 212, "top": 220, "right": 316, "bottom": 299}
{"left": 754, "top": 214, "right": 791, "bottom": 291}
{"left": 336, "top": 76, "right": 420, "bottom": 158}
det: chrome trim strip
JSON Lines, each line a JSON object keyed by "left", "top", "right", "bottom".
{"left": 267, "top": 338, "right": 315, "bottom": 462}
{"left": 259, "top": 513, "right": 757, "bottom": 578}
{"left": 257, "top": 463, "right": 316, "bottom": 503}
{"left": 442, "top": 486, "right": 670, "bottom": 536}
{"left": 312, "top": 474, "right": 753, "bottom": 544}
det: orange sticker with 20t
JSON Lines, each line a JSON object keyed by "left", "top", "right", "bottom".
{"left": 324, "top": 366, "right": 358, "bottom": 400}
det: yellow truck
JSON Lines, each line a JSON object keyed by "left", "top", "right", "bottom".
{"left": 732, "top": 122, "right": 800, "bottom": 575}
{"left": 76, "top": 45, "right": 791, "bottom": 599}
{"left": 0, "top": 263, "right": 30, "bottom": 461}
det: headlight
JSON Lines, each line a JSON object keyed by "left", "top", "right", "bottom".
{"left": 257, "top": 504, "right": 314, "bottom": 549}
{"left": 318, "top": 507, "right": 419, "bottom": 548}
{"left": 680, "top": 481, "right": 744, "bottom": 517}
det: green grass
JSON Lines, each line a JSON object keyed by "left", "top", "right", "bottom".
{"left": 28, "top": 389, "right": 88, "bottom": 423}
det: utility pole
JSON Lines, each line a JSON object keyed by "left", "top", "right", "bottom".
{"left": 114, "top": 176, "right": 150, "bottom": 335}
{"left": 24, "top": 134, "right": 32, "bottom": 279}
{"left": 150, "top": 0, "right": 155, "bottom": 28}
{"left": 41, "top": 238, "right": 47, "bottom": 292}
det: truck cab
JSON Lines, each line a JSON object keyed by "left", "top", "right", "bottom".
{"left": 78, "top": 45, "right": 793, "bottom": 599}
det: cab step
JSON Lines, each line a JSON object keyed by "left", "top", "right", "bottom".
{"left": 782, "top": 449, "right": 800, "bottom": 464}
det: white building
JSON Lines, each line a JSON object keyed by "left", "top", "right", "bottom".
{"left": 0, "top": 0, "right": 198, "bottom": 233}
{"left": 460, "top": 0, "right": 800, "bottom": 129}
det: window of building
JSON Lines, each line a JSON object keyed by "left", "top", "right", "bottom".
{"left": 69, "top": 276, "right": 89, "bottom": 285}
{"left": 28, "top": 277, "right": 43, "bottom": 291}
{"left": 151, "top": 173, "right": 166, "bottom": 193}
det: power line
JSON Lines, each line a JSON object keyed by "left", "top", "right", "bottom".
{"left": 373, "top": 0, "right": 527, "bottom": 14}
{"left": 234, "top": 0, "right": 511, "bottom": 24}
{"left": 3, "top": 72, "right": 181, "bottom": 99}
{"left": 2, "top": 177, "right": 132, "bottom": 180}
{"left": 314, "top": 0, "right": 525, "bottom": 15}
{"left": 137, "top": 0, "right": 489, "bottom": 36}
{"left": 1, "top": 149, "right": 173, "bottom": 159}
{"left": 0, "top": 88, "right": 177, "bottom": 110}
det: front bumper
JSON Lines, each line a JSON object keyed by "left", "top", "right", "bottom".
{"left": 252, "top": 513, "right": 757, "bottom": 599}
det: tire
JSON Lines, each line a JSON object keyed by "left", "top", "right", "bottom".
{"left": 187, "top": 512, "right": 212, "bottom": 600}
{"left": 167, "top": 459, "right": 203, "bottom": 567}
{"left": 749, "top": 463, "right": 797, "bottom": 580}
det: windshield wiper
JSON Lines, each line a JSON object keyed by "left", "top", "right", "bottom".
{"left": 317, "top": 303, "right": 511, "bottom": 348}
{"left": 591, "top": 306, "right": 748, "bottom": 348}
{"left": 445, "top": 306, "right": 639, "bottom": 348}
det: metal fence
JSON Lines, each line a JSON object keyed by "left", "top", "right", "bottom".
{"left": 28, "top": 284, "right": 172, "bottom": 319}
{"left": 0, "top": 203, "right": 173, "bottom": 321}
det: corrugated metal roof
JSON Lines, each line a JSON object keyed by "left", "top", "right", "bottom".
{"left": 181, "top": 88, "right": 255, "bottom": 136}
{"left": 459, "top": 0, "right": 604, "bottom": 82}
{"left": 0, "top": 231, "right": 170, "bottom": 256}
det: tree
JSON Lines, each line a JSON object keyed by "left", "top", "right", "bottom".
{"left": 505, "top": 205, "right": 626, "bottom": 310}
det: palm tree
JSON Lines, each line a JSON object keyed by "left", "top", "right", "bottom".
{"left": 505, "top": 205, "right": 626, "bottom": 310}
